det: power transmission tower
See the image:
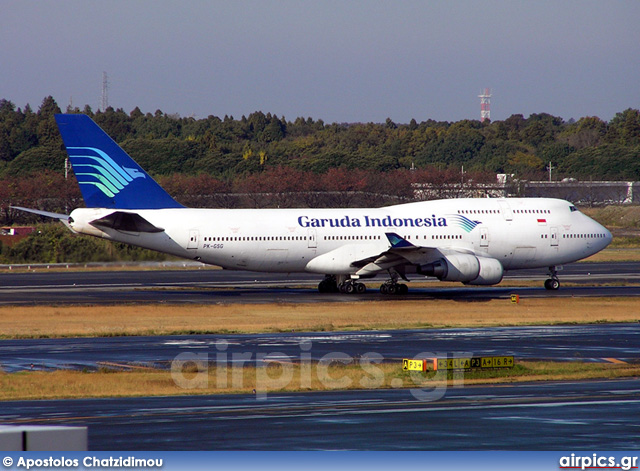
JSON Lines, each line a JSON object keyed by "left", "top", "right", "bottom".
{"left": 100, "top": 72, "right": 109, "bottom": 112}
{"left": 479, "top": 88, "right": 491, "bottom": 122}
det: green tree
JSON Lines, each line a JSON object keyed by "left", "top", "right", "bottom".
{"left": 608, "top": 109, "right": 640, "bottom": 145}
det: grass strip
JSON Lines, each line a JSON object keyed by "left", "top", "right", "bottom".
{"left": 1, "top": 361, "right": 638, "bottom": 401}
{"left": 1, "top": 297, "right": 639, "bottom": 339}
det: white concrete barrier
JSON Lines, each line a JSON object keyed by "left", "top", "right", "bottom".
{"left": 0, "top": 426, "right": 87, "bottom": 451}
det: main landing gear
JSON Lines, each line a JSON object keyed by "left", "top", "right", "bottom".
{"left": 318, "top": 275, "right": 338, "bottom": 293}
{"left": 379, "top": 269, "right": 409, "bottom": 295}
{"left": 544, "top": 266, "right": 560, "bottom": 290}
{"left": 318, "top": 275, "right": 366, "bottom": 294}
{"left": 318, "top": 270, "right": 409, "bottom": 295}
{"left": 379, "top": 281, "right": 408, "bottom": 295}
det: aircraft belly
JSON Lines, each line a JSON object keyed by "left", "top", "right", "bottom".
{"left": 512, "top": 247, "right": 537, "bottom": 265}
{"left": 199, "top": 246, "right": 315, "bottom": 272}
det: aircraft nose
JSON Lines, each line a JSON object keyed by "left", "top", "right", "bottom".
{"left": 603, "top": 226, "right": 613, "bottom": 247}
{"left": 594, "top": 219, "right": 613, "bottom": 249}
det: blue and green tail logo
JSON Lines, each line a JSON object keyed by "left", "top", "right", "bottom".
{"left": 449, "top": 214, "right": 482, "bottom": 233}
{"left": 68, "top": 146, "right": 145, "bottom": 198}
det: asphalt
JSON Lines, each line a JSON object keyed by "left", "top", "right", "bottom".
{"left": 2, "top": 378, "right": 639, "bottom": 450}
{"left": 2, "top": 262, "right": 640, "bottom": 450}
{"left": 2, "top": 324, "right": 639, "bottom": 373}
{"left": 1, "top": 261, "right": 640, "bottom": 305}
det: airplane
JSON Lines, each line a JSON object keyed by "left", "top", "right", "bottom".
{"left": 14, "top": 114, "right": 612, "bottom": 294}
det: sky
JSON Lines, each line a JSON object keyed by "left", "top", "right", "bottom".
{"left": 2, "top": 0, "right": 639, "bottom": 124}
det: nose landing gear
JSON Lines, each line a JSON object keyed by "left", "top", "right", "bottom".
{"left": 544, "top": 266, "right": 560, "bottom": 290}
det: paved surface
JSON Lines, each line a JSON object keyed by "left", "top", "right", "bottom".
{"left": 1, "top": 261, "right": 640, "bottom": 305}
{"left": 2, "top": 324, "right": 639, "bottom": 372}
{"left": 2, "top": 379, "right": 639, "bottom": 450}
{"left": 2, "top": 262, "right": 639, "bottom": 450}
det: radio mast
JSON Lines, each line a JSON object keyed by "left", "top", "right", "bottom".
{"left": 100, "top": 72, "right": 109, "bottom": 112}
{"left": 479, "top": 88, "right": 491, "bottom": 122}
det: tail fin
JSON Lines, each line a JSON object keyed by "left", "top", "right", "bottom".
{"left": 55, "top": 114, "right": 184, "bottom": 209}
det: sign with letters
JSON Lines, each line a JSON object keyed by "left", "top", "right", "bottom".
{"left": 433, "top": 356, "right": 515, "bottom": 370}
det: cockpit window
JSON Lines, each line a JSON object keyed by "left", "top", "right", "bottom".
{"left": 569, "top": 206, "right": 578, "bottom": 212}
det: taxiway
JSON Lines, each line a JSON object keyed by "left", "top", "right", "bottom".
{"left": 1, "top": 261, "right": 640, "bottom": 305}
{"left": 2, "top": 379, "right": 639, "bottom": 450}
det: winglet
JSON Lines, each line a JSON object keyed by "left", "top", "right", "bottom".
{"left": 55, "top": 114, "right": 184, "bottom": 210}
{"left": 385, "top": 232, "right": 416, "bottom": 249}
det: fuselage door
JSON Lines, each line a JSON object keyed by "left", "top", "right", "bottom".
{"left": 550, "top": 227, "right": 559, "bottom": 247}
{"left": 187, "top": 229, "right": 199, "bottom": 250}
{"left": 497, "top": 200, "right": 513, "bottom": 221}
{"left": 480, "top": 227, "right": 489, "bottom": 247}
{"left": 308, "top": 228, "right": 317, "bottom": 248}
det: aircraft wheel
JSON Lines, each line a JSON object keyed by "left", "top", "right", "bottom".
{"left": 544, "top": 278, "right": 560, "bottom": 290}
{"left": 398, "top": 283, "right": 408, "bottom": 295}
{"left": 356, "top": 282, "right": 366, "bottom": 294}
{"left": 387, "top": 284, "right": 398, "bottom": 295}
{"left": 345, "top": 283, "right": 355, "bottom": 294}
{"left": 380, "top": 284, "right": 388, "bottom": 294}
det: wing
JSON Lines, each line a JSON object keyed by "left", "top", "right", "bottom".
{"left": 353, "top": 232, "right": 457, "bottom": 277}
{"left": 305, "top": 232, "right": 467, "bottom": 277}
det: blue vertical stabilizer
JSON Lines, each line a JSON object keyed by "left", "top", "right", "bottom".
{"left": 55, "top": 114, "right": 184, "bottom": 209}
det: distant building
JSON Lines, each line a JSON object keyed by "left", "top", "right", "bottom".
{"left": 413, "top": 177, "right": 640, "bottom": 205}
{"left": 1, "top": 226, "right": 36, "bottom": 236}
{"left": 520, "top": 180, "right": 640, "bottom": 205}
{"left": 0, "top": 226, "right": 35, "bottom": 247}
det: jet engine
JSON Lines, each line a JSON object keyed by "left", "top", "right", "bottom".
{"left": 418, "top": 254, "right": 503, "bottom": 285}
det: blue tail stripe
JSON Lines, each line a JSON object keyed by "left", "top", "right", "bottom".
{"left": 69, "top": 147, "right": 134, "bottom": 184}
{"left": 75, "top": 172, "right": 122, "bottom": 194}
{"left": 78, "top": 181, "right": 116, "bottom": 198}
{"left": 73, "top": 165, "right": 126, "bottom": 190}
{"left": 70, "top": 154, "right": 131, "bottom": 187}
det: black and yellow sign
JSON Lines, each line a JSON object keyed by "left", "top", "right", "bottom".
{"left": 435, "top": 356, "right": 514, "bottom": 370}
{"left": 510, "top": 294, "right": 520, "bottom": 304}
{"left": 402, "top": 359, "right": 426, "bottom": 371}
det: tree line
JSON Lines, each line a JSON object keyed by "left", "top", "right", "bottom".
{"left": 1, "top": 96, "right": 640, "bottom": 213}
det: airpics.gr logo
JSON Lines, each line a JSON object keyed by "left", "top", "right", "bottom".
{"left": 68, "top": 146, "right": 145, "bottom": 198}
{"left": 448, "top": 214, "right": 482, "bottom": 233}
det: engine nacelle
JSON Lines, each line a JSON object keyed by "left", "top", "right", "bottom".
{"left": 418, "top": 254, "right": 503, "bottom": 285}
{"left": 465, "top": 257, "right": 503, "bottom": 285}
{"left": 418, "top": 254, "right": 480, "bottom": 282}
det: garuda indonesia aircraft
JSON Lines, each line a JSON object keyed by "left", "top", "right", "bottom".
{"left": 15, "top": 114, "right": 612, "bottom": 294}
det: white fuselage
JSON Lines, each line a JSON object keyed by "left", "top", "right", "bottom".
{"left": 68, "top": 198, "right": 612, "bottom": 277}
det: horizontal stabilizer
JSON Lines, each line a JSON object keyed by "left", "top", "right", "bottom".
{"left": 10, "top": 206, "right": 69, "bottom": 220}
{"left": 89, "top": 211, "right": 164, "bottom": 233}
